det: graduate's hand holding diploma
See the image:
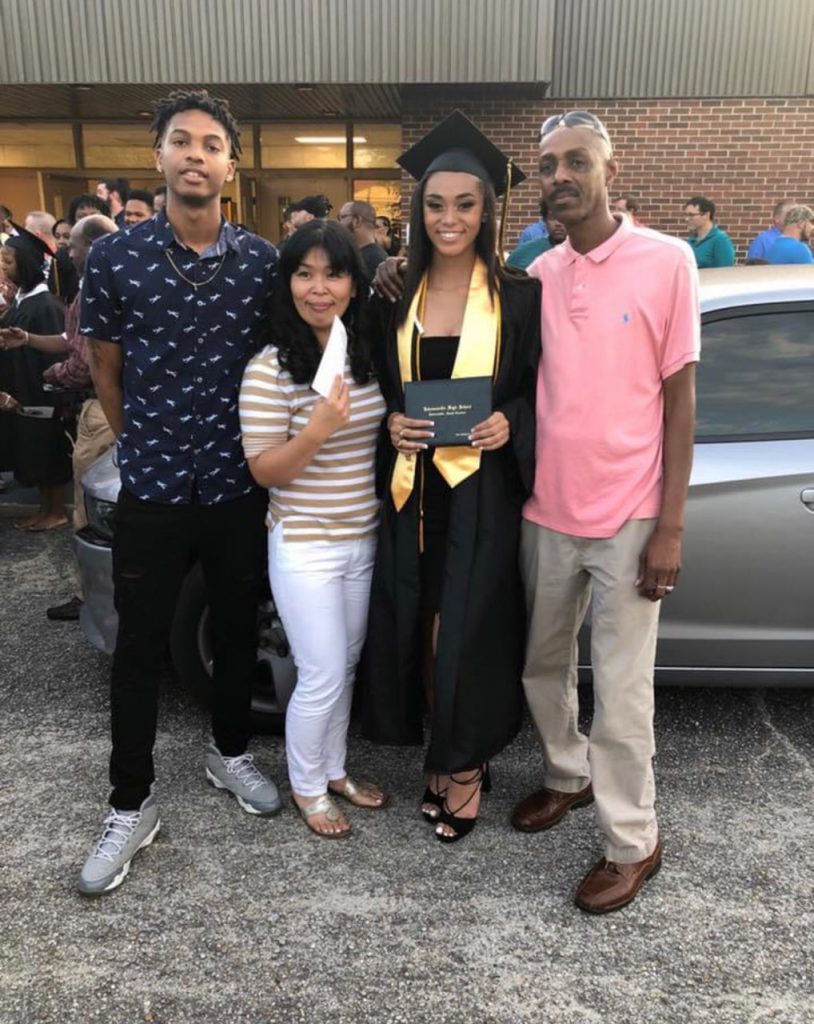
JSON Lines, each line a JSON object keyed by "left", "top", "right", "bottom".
{"left": 388, "top": 410, "right": 434, "bottom": 453}
{"left": 469, "top": 410, "right": 510, "bottom": 450}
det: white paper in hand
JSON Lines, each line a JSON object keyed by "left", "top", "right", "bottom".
{"left": 311, "top": 316, "right": 348, "bottom": 399}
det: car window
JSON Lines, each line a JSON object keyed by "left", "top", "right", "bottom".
{"left": 696, "top": 307, "right": 814, "bottom": 439}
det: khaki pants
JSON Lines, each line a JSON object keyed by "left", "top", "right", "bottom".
{"left": 72, "top": 399, "right": 116, "bottom": 532}
{"left": 520, "top": 517, "right": 661, "bottom": 863}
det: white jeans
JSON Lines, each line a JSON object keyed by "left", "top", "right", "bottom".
{"left": 269, "top": 528, "right": 376, "bottom": 797}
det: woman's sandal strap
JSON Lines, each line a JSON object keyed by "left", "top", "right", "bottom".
{"left": 329, "top": 777, "right": 389, "bottom": 808}
{"left": 291, "top": 794, "right": 352, "bottom": 838}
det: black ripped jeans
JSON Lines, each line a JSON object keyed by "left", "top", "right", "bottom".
{"left": 109, "top": 487, "right": 267, "bottom": 809}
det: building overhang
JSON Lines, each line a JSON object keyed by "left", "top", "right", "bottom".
{"left": 0, "top": 0, "right": 555, "bottom": 88}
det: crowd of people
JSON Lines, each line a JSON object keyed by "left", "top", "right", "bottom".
{"left": 510, "top": 189, "right": 814, "bottom": 269}
{"left": 0, "top": 90, "right": 805, "bottom": 912}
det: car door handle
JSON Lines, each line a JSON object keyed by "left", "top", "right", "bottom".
{"left": 802, "top": 488, "right": 814, "bottom": 509}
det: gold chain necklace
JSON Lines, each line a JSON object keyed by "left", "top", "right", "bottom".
{"left": 164, "top": 249, "right": 227, "bottom": 290}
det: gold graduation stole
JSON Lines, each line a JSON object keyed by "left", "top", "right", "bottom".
{"left": 391, "top": 258, "right": 501, "bottom": 512}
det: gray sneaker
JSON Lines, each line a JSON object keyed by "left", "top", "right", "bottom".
{"left": 205, "top": 744, "right": 282, "bottom": 816}
{"left": 78, "top": 795, "right": 160, "bottom": 895}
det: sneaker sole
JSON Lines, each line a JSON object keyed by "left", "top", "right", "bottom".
{"left": 205, "top": 768, "right": 282, "bottom": 817}
{"left": 78, "top": 818, "right": 161, "bottom": 896}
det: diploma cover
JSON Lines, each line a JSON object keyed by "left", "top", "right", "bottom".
{"left": 404, "top": 377, "right": 492, "bottom": 447}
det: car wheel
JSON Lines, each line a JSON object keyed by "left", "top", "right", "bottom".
{"left": 169, "top": 563, "right": 296, "bottom": 734}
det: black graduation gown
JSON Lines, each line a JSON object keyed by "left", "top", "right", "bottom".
{"left": 0, "top": 290, "right": 71, "bottom": 486}
{"left": 361, "top": 272, "right": 542, "bottom": 772}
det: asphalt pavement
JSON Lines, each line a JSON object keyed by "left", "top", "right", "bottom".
{"left": 1, "top": 514, "right": 812, "bottom": 1024}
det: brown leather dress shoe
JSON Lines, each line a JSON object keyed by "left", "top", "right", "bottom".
{"left": 575, "top": 839, "right": 663, "bottom": 914}
{"left": 511, "top": 783, "right": 594, "bottom": 833}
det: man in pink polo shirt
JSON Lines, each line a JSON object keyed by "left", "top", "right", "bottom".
{"left": 512, "top": 111, "right": 700, "bottom": 914}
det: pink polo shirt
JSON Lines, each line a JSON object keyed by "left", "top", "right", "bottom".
{"left": 524, "top": 215, "right": 700, "bottom": 538}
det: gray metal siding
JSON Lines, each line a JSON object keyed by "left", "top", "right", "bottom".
{"left": 0, "top": 0, "right": 555, "bottom": 84}
{"left": 551, "top": 0, "right": 814, "bottom": 98}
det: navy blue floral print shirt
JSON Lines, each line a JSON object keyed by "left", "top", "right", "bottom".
{"left": 80, "top": 209, "right": 277, "bottom": 505}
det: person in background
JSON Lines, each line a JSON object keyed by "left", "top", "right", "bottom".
{"left": 517, "top": 197, "right": 550, "bottom": 246}
{"left": 280, "top": 204, "right": 296, "bottom": 242}
{"left": 337, "top": 200, "right": 388, "bottom": 281}
{"left": 512, "top": 110, "right": 699, "bottom": 914}
{"left": 507, "top": 200, "right": 567, "bottom": 269}
{"left": 68, "top": 194, "right": 111, "bottom": 224}
{"left": 153, "top": 184, "right": 167, "bottom": 213}
{"left": 23, "top": 210, "right": 56, "bottom": 248}
{"left": 25, "top": 210, "right": 78, "bottom": 305}
{"left": 0, "top": 205, "right": 14, "bottom": 245}
{"left": 765, "top": 205, "right": 814, "bottom": 265}
{"left": 612, "top": 193, "right": 643, "bottom": 225}
{"left": 289, "top": 195, "right": 333, "bottom": 232}
{"left": 0, "top": 206, "right": 16, "bottom": 311}
{"left": 363, "top": 111, "right": 540, "bottom": 845}
{"left": 96, "top": 178, "right": 129, "bottom": 227}
{"left": 123, "top": 189, "right": 155, "bottom": 226}
{"left": 0, "top": 214, "right": 118, "bottom": 618}
{"left": 53, "top": 219, "right": 72, "bottom": 249}
{"left": 240, "top": 219, "right": 388, "bottom": 838}
{"left": 76, "top": 88, "right": 281, "bottom": 896}
{"left": 375, "top": 215, "right": 400, "bottom": 257}
{"left": 683, "top": 196, "right": 735, "bottom": 268}
{"left": 747, "top": 199, "right": 797, "bottom": 264}
{"left": 0, "top": 227, "right": 70, "bottom": 530}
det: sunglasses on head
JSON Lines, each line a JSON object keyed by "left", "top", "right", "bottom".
{"left": 539, "top": 111, "right": 611, "bottom": 144}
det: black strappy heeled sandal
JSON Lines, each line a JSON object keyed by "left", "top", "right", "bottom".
{"left": 420, "top": 774, "right": 448, "bottom": 822}
{"left": 434, "top": 764, "right": 491, "bottom": 844}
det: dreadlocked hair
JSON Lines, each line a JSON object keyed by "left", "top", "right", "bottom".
{"left": 151, "top": 89, "right": 242, "bottom": 160}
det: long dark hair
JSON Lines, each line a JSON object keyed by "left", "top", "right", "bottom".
{"left": 3, "top": 241, "right": 47, "bottom": 293}
{"left": 399, "top": 173, "right": 506, "bottom": 326}
{"left": 268, "top": 219, "right": 372, "bottom": 385}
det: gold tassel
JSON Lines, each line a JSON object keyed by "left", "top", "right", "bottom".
{"left": 498, "top": 159, "right": 513, "bottom": 265}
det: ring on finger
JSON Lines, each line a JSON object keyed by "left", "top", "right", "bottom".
{"left": 664, "top": 585, "right": 675, "bottom": 593}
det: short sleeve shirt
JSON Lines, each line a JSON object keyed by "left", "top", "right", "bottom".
{"left": 239, "top": 346, "right": 386, "bottom": 542}
{"left": 79, "top": 210, "right": 278, "bottom": 505}
{"left": 766, "top": 236, "right": 814, "bottom": 265}
{"left": 525, "top": 215, "right": 701, "bottom": 538}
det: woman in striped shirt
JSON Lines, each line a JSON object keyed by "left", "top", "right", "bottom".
{"left": 239, "top": 220, "right": 388, "bottom": 838}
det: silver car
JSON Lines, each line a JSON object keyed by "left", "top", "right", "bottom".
{"left": 618, "top": 264, "right": 814, "bottom": 686}
{"left": 77, "top": 264, "right": 814, "bottom": 727}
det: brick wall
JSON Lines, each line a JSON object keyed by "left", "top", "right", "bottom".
{"left": 401, "top": 96, "right": 814, "bottom": 260}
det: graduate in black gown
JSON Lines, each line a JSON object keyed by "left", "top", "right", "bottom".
{"left": 361, "top": 112, "right": 541, "bottom": 842}
{"left": 0, "top": 227, "right": 70, "bottom": 529}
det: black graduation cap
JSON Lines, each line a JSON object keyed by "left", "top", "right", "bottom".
{"left": 5, "top": 224, "right": 53, "bottom": 261}
{"left": 398, "top": 110, "right": 526, "bottom": 197}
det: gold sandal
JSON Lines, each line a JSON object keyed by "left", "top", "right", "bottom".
{"left": 328, "top": 777, "right": 389, "bottom": 810}
{"left": 291, "top": 794, "right": 352, "bottom": 839}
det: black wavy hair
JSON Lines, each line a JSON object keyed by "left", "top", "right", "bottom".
{"left": 268, "top": 219, "right": 372, "bottom": 385}
{"left": 399, "top": 171, "right": 508, "bottom": 325}
{"left": 151, "top": 89, "right": 242, "bottom": 161}
{"left": 68, "top": 194, "right": 110, "bottom": 224}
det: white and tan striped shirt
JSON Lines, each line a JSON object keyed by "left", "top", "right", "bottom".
{"left": 239, "top": 345, "right": 386, "bottom": 542}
